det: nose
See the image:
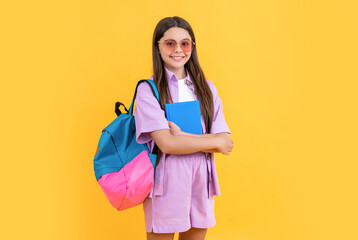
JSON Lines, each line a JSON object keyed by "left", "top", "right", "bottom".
{"left": 174, "top": 43, "right": 183, "bottom": 52}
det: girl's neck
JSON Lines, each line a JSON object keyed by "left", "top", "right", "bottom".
{"left": 165, "top": 66, "right": 187, "bottom": 79}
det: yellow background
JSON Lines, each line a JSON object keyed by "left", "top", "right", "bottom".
{"left": 1, "top": 0, "right": 357, "bottom": 239}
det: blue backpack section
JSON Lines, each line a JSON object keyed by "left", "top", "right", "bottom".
{"left": 93, "top": 79, "right": 160, "bottom": 181}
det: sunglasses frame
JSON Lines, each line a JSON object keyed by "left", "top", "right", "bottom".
{"left": 157, "top": 39, "right": 196, "bottom": 52}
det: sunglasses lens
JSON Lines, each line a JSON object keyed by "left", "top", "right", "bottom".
{"left": 181, "top": 40, "right": 192, "bottom": 52}
{"left": 164, "top": 40, "right": 176, "bottom": 51}
{"left": 162, "top": 40, "right": 193, "bottom": 52}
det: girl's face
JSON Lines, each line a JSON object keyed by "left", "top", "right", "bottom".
{"left": 158, "top": 27, "right": 193, "bottom": 74}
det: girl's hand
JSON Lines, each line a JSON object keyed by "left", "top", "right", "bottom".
{"left": 215, "top": 133, "right": 234, "bottom": 155}
{"left": 168, "top": 121, "right": 182, "bottom": 136}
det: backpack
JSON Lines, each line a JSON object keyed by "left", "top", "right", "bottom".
{"left": 93, "top": 79, "right": 160, "bottom": 211}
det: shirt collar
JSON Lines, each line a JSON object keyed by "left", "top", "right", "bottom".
{"left": 164, "top": 66, "right": 193, "bottom": 85}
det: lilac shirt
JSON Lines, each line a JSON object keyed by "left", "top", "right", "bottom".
{"left": 134, "top": 67, "right": 231, "bottom": 198}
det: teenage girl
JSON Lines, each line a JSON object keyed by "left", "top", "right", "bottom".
{"left": 134, "top": 16, "right": 233, "bottom": 240}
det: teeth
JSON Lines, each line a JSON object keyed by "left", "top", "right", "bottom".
{"left": 171, "top": 57, "right": 184, "bottom": 59}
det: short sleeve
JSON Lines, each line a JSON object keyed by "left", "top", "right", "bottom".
{"left": 208, "top": 80, "right": 231, "bottom": 134}
{"left": 134, "top": 82, "right": 170, "bottom": 144}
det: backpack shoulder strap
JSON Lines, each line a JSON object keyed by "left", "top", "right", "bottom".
{"left": 145, "top": 79, "right": 160, "bottom": 102}
{"left": 129, "top": 79, "right": 161, "bottom": 155}
{"left": 128, "top": 79, "right": 160, "bottom": 116}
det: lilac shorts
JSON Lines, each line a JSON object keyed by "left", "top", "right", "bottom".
{"left": 143, "top": 152, "right": 216, "bottom": 233}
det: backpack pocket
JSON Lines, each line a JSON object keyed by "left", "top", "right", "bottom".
{"left": 98, "top": 150, "right": 154, "bottom": 211}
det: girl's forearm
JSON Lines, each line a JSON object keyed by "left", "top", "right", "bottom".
{"left": 179, "top": 133, "right": 220, "bottom": 153}
{"left": 165, "top": 134, "right": 219, "bottom": 154}
{"left": 203, "top": 149, "right": 220, "bottom": 153}
{"left": 180, "top": 132, "right": 216, "bottom": 138}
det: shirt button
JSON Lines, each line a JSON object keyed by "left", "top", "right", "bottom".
{"left": 207, "top": 154, "right": 211, "bottom": 160}
{"left": 186, "top": 79, "right": 192, "bottom": 86}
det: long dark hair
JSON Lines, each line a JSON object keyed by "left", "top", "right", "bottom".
{"left": 152, "top": 16, "right": 214, "bottom": 164}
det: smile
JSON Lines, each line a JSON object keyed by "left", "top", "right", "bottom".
{"left": 170, "top": 56, "right": 185, "bottom": 61}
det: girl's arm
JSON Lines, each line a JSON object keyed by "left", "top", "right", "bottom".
{"left": 180, "top": 132, "right": 216, "bottom": 138}
{"left": 166, "top": 121, "right": 231, "bottom": 153}
{"left": 150, "top": 129, "right": 232, "bottom": 155}
{"left": 150, "top": 122, "right": 233, "bottom": 155}
{"left": 178, "top": 132, "right": 231, "bottom": 153}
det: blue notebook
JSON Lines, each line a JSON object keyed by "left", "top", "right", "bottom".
{"left": 164, "top": 100, "right": 202, "bottom": 134}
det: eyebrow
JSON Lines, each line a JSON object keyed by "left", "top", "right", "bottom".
{"left": 164, "top": 38, "right": 190, "bottom": 41}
